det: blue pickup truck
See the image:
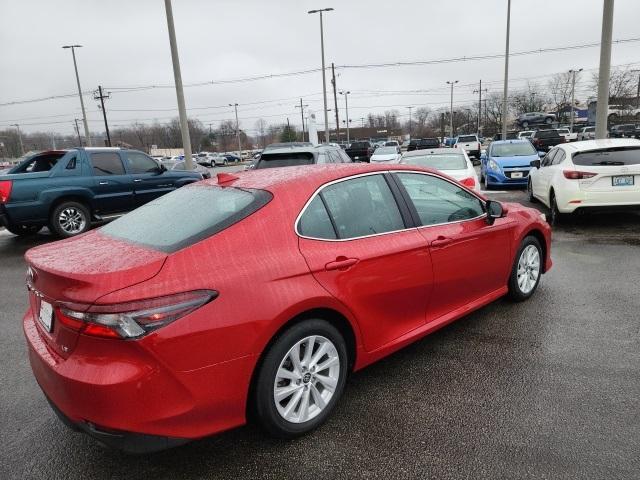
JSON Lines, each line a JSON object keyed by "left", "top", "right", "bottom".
{"left": 0, "top": 148, "right": 203, "bottom": 238}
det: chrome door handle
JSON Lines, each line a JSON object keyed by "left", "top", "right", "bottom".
{"left": 98, "top": 181, "right": 108, "bottom": 185}
{"left": 133, "top": 179, "right": 143, "bottom": 183}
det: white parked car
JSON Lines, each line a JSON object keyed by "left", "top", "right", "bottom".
{"left": 577, "top": 126, "right": 596, "bottom": 141}
{"left": 454, "top": 134, "right": 481, "bottom": 158}
{"left": 400, "top": 147, "right": 480, "bottom": 191}
{"left": 518, "top": 131, "right": 535, "bottom": 140}
{"left": 556, "top": 127, "right": 578, "bottom": 142}
{"left": 527, "top": 138, "right": 640, "bottom": 224}
{"left": 369, "top": 146, "right": 401, "bottom": 163}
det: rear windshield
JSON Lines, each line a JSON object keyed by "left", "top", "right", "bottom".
{"left": 572, "top": 147, "right": 640, "bottom": 166}
{"left": 457, "top": 136, "right": 477, "bottom": 142}
{"left": 349, "top": 142, "right": 369, "bottom": 149}
{"left": 256, "top": 152, "right": 314, "bottom": 169}
{"left": 537, "top": 130, "right": 560, "bottom": 138}
{"left": 491, "top": 142, "right": 536, "bottom": 157}
{"left": 403, "top": 154, "right": 467, "bottom": 170}
{"left": 419, "top": 138, "right": 439, "bottom": 146}
{"left": 10, "top": 152, "right": 66, "bottom": 173}
{"left": 101, "top": 185, "right": 272, "bottom": 252}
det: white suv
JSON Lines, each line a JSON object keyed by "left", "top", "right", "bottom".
{"left": 527, "top": 138, "right": 640, "bottom": 224}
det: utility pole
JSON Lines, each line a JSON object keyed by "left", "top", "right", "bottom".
{"left": 446, "top": 81, "right": 458, "bottom": 137}
{"left": 164, "top": 0, "right": 193, "bottom": 169}
{"left": 94, "top": 86, "right": 112, "bottom": 146}
{"left": 406, "top": 106, "right": 413, "bottom": 140}
{"left": 473, "top": 80, "right": 488, "bottom": 134}
{"left": 569, "top": 69, "right": 583, "bottom": 132}
{"left": 595, "top": 0, "right": 614, "bottom": 139}
{"left": 295, "top": 99, "right": 309, "bottom": 141}
{"left": 501, "top": 0, "right": 512, "bottom": 139}
{"left": 62, "top": 45, "right": 91, "bottom": 146}
{"left": 208, "top": 123, "right": 213, "bottom": 136}
{"left": 229, "top": 103, "right": 241, "bottom": 155}
{"left": 331, "top": 63, "right": 340, "bottom": 142}
{"left": 633, "top": 69, "right": 640, "bottom": 110}
{"left": 440, "top": 113, "right": 445, "bottom": 141}
{"left": 339, "top": 91, "right": 351, "bottom": 144}
{"left": 74, "top": 119, "right": 83, "bottom": 146}
{"left": 308, "top": 8, "right": 334, "bottom": 143}
{"left": 12, "top": 124, "right": 24, "bottom": 156}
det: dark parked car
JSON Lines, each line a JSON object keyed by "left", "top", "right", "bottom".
{"left": 492, "top": 131, "right": 519, "bottom": 141}
{"left": 255, "top": 144, "right": 351, "bottom": 169}
{"left": 529, "top": 129, "right": 566, "bottom": 152}
{"left": 609, "top": 124, "right": 639, "bottom": 138}
{"left": 345, "top": 141, "right": 374, "bottom": 162}
{"left": 224, "top": 154, "right": 242, "bottom": 163}
{"left": 516, "top": 112, "right": 556, "bottom": 129}
{"left": 407, "top": 138, "right": 441, "bottom": 151}
{"left": 0, "top": 148, "right": 203, "bottom": 238}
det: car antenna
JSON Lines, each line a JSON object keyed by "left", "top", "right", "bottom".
{"left": 217, "top": 172, "right": 239, "bottom": 184}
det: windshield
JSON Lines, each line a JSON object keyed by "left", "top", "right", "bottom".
{"left": 101, "top": 185, "right": 272, "bottom": 252}
{"left": 491, "top": 142, "right": 537, "bottom": 157}
{"left": 374, "top": 147, "right": 398, "bottom": 155}
{"left": 573, "top": 147, "right": 640, "bottom": 166}
{"left": 402, "top": 153, "right": 467, "bottom": 170}
{"left": 457, "top": 136, "right": 477, "bottom": 142}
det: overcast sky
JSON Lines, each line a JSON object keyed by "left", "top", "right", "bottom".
{"left": 1, "top": 0, "right": 639, "bottom": 135}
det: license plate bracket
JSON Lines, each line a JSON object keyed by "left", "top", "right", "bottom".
{"left": 511, "top": 172, "right": 523, "bottom": 178}
{"left": 612, "top": 175, "right": 634, "bottom": 187}
{"left": 38, "top": 300, "right": 54, "bottom": 332}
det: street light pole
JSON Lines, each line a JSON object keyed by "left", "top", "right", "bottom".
{"left": 501, "top": 0, "right": 511, "bottom": 139}
{"left": 62, "top": 45, "right": 91, "bottom": 147}
{"left": 308, "top": 7, "right": 334, "bottom": 144}
{"left": 163, "top": 0, "right": 193, "bottom": 169}
{"left": 569, "top": 68, "right": 583, "bottom": 132}
{"left": 230, "top": 103, "right": 241, "bottom": 156}
{"left": 446, "top": 81, "right": 458, "bottom": 137}
{"left": 595, "top": 0, "right": 614, "bottom": 140}
{"left": 406, "top": 106, "right": 413, "bottom": 140}
{"left": 12, "top": 124, "right": 24, "bottom": 156}
{"left": 339, "top": 91, "right": 351, "bottom": 144}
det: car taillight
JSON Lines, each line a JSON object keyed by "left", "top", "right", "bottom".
{"left": 460, "top": 177, "right": 476, "bottom": 188}
{"left": 56, "top": 290, "right": 217, "bottom": 339}
{"left": 0, "top": 180, "right": 12, "bottom": 203}
{"left": 563, "top": 170, "right": 597, "bottom": 180}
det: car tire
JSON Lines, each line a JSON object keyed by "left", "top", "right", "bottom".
{"left": 253, "top": 319, "right": 348, "bottom": 439}
{"left": 49, "top": 201, "right": 91, "bottom": 238}
{"left": 4, "top": 224, "right": 43, "bottom": 236}
{"left": 483, "top": 172, "right": 491, "bottom": 191}
{"left": 507, "top": 235, "right": 543, "bottom": 301}
{"left": 527, "top": 179, "right": 538, "bottom": 203}
{"left": 548, "top": 191, "right": 564, "bottom": 226}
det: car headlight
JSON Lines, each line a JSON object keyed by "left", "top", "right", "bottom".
{"left": 488, "top": 159, "right": 500, "bottom": 171}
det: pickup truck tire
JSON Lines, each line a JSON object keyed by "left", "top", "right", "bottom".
{"left": 4, "top": 224, "right": 43, "bottom": 236}
{"left": 50, "top": 201, "right": 91, "bottom": 238}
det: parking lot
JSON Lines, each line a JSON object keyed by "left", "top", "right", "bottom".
{"left": 1, "top": 184, "right": 639, "bottom": 480}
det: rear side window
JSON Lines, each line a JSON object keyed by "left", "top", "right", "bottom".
{"left": 298, "top": 196, "right": 337, "bottom": 239}
{"left": 319, "top": 174, "right": 405, "bottom": 239}
{"left": 256, "top": 152, "right": 314, "bottom": 169}
{"left": 91, "top": 152, "right": 125, "bottom": 176}
{"left": 572, "top": 147, "right": 640, "bottom": 166}
{"left": 101, "top": 185, "right": 272, "bottom": 252}
{"left": 126, "top": 151, "right": 159, "bottom": 174}
{"left": 11, "top": 152, "right": 66, "bottom": 173}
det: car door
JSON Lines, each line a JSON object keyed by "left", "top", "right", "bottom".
{"left": 391, "top": 172, "right": 514, "bottom": 321}
{"left": 297, "top": 173, "right": 433, "bottom": 352}
{"left": 537, "top": 148, "right": 559, "bottom": 204}
{"left": 88, "top": 151, "right": 135, "bottom": 215}
{"left": 124, "top": 150, "right": 177, "bottom": 207}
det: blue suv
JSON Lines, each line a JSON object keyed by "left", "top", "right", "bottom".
{"left": 480, "top": 140, "right": 541, "bottom": 190}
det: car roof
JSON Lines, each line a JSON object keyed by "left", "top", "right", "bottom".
{"left": 260, "top": 144, "right": 340, "bottom": 155}
{"left": 201, "top": 163, "right": 441, "bottom": 194}
{"left": 403, "top": 147, "right": 464, "bottom": 157}
{"left": 561, "top": 138, "right": 640, "bottom": 152}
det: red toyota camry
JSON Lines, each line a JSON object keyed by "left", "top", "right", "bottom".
{"left": 23, "top": 163, "right": 551, "bottom": 453}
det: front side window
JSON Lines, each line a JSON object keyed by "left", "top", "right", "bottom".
{"left": 318, "top": 174, "right": 405, "bottom": 239}
{"left": 101, "top": 185, "right": 272, "bottom": 252}
{"left": 542, "top": 149, "right": 557, "bottom": 167}
{"left": 552, "top": 150, "right": 566, "bottom": 165}
{"left": 126, "top": 151, "right": 159, "bottom": 174}
{"left": 395, "top": 173, "right": 484, "bottom": 226}
{"left": 91, "top": 152, "right": 125, "bottom": 176}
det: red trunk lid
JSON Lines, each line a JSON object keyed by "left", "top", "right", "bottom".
{"left": 25, "top": 230, "right": 167, "bottom": 358}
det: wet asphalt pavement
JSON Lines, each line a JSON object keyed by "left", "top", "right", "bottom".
{"left": 1, "top": 188, "right": 639, "bottom": 479}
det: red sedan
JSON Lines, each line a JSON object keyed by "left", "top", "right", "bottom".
{"left": 23, "top": 163, "right": 552, "bottom": 452}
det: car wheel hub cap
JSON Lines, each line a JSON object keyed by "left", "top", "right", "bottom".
{"left": 517, "top": 245, "right": 540, "bottom": 294}
{"left": 59, "top": 208, "right": 86, "bottom": 234}
{"left": 274, "top": 335, "right": 340, "bottom": 424}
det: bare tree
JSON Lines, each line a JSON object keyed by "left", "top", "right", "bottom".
{"left": 547, "top": 73, "right": 573, "bottom": 123}
{"left": 590, "top": 66, "right": 638, "bottom": 102}
{"left": 255, "top": 118, "right": 267, "bottom": 148}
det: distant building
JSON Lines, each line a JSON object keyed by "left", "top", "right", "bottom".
{"left": 318, "top": 126, "right": 404, "bottom": 143}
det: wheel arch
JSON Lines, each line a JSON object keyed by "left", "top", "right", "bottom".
{"left": 521, "top": 228, "right": 548, "bottom": 273}
{"left": 48, "top": 194, "right": 93, "bottom": 220}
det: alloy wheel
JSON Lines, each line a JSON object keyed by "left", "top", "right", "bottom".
{"left": 516, "top": 245, "right": 540, "bottom": 294}
{"left": 273, "top": 335, "right": 340, "bottom": 424}
{"left": 58, "top": 207, "right": 87, "bottom": 235}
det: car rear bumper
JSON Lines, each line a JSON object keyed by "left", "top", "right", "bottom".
{"left": 24, "top": 309, "right": 257, "bottom": 451}
{"left": 558, "top": 193, "right": 640, "bottom": 213}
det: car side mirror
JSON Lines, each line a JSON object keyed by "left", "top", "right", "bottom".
{"left": 530, "top": 159, "right": 541, "bottom": 169}
{"left": 480, "top": 152, "right": 487, "bottom": 161}
{"left": 486, "top": 200, "right": 506, "bottom": 225}
{"left": 537, "top": 151, "right": 545, "bottom": 158}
